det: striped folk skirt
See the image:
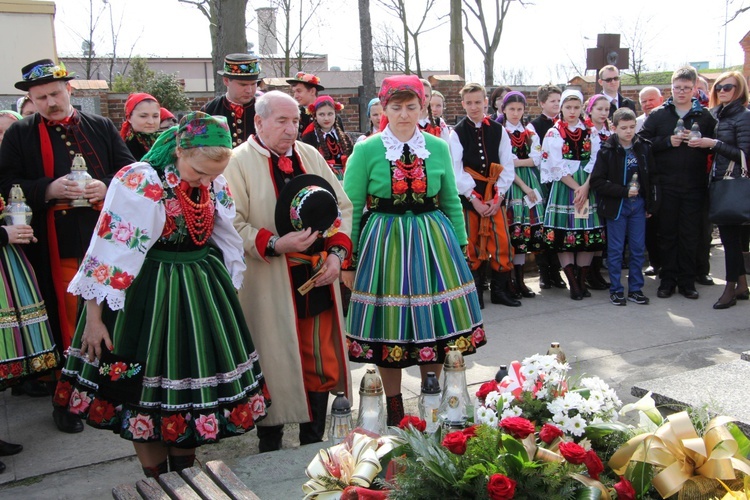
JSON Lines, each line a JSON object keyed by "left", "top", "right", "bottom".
{"left": 0, "top": 244, "right": 59, "bottom": 389}
{"left": 54, "top": 247, "right": 270, "bottom": 447}
{"left": 542, "top": 165, "right": 606, "bottom": 252}
{"left": 506, "top": 166, "right": 546, "bottom": 254}
{"left": 346, "top": 210, "right": 485, "bottom": 369}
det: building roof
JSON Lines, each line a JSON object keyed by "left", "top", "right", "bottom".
{"left": 70, "top": 80, "right": 109, "bottom": 91}
{"left": 0, "top": 0, "right": 55, "bottom": 14}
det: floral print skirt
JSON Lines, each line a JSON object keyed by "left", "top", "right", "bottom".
{"left": 506, "top": 166, "right": 546, "bottom": 254}
{"left": 0, "top": 244, "right": 59, "bottom": 390}
{"left": 53, "top": 246, "right": 270, "bottom": 447}
{"left": 346, "top": 210, "right": 485, "bottom": 369}
{"left": 542, "top": 166, "right": 606, "bottom": 252}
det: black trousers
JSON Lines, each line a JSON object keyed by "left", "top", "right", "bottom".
{"left": 696, "top": 196, "right": 712, "bottom": 276}
{"left": 719, "top": 224, "right": 747, "bottom": 282}
{"left": 256, "top": 391, "right": 329, "bottom": 452}
{"left": 658, "top": 189, "right": 705, "bottom": 288}
{"left": 645, "top": 213, "right": 660, "bottom": 269}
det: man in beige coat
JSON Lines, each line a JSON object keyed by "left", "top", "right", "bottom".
{"left": 224, "top": 91, "right": 353, "bottom": 452}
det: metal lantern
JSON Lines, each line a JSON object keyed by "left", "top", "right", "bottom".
{"left": 356, "top": 368, "right": 386, "bottom": 435}
{"left": 547, "top": 342, "right": 566, "bottom": 363}
{"left": 68, "top": 153, "right": 93, "bottom": 207}
{"left": 418, "top": 371, "right": 441, "bottom": 434}
{"left": 438, "top": 346, "right": 473, "bottom": 429}
{"left": 3, "top": 184, "right": 32, "bottom": 225}
{"left": 328, "top": 392, "right": 353, "bottom": 445}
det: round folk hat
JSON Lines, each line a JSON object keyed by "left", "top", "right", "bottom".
{"left": 15, "top": 59, "right": 75, "bottom": 91}
{"left": 217, "top": 53, "right": 261, "bottom": 80}
{"left": 275, "top": 174, "right": 341, "bottom": 237}
{"left": 286, "top": 72, "right": 325, "bottom": 92}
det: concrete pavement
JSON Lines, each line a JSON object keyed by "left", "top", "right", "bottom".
{"left": 0, "top": 244, "right": 747, "bottom": 499}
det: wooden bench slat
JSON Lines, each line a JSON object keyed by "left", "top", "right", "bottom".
{"left": 157, "top": 472, "right": 202, "bottom": 500}
{"left": 112, "top": 483, "right": 143, "bottom": 500}
{"left": 136, "top": 478, "right": 170, "bottom": 500}
{"left": 205, "top": 461, "right": 261, "bottom": 500}
{"left": 180, "top": 467, "right": 231, "bottom": 500}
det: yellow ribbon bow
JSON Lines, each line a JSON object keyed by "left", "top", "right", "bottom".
{"left": 609, "top": 411, "right": 750, "bottom": 498}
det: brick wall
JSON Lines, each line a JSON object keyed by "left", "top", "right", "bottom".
{"left": 71, "top": 81, "right": 679, "bottom": 132}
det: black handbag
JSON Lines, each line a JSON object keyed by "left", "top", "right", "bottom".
{"left": 708, "top": 150, "right": 750, "bottom": 225}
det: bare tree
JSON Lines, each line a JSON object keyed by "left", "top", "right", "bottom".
{"left": 104, "top": 1, "right": 140, "bottom": 84}
{"left": 725, "top": 0, "right": 748, "bottom": 23}
{"left": 617, "top": 14, "right": 659, "bottom": 85}
{"left": 177, "top": 0, "right": 249, "bottom": 94}
{"left": 497, "top": 67, "right": 531, "bottom": 86}
{"left": 372, "top": 23, "right": 409, "bottom": 72}
{"left": 359, "top": 0, "right": 376, "bottom": 128}
{"left": 462, "top": 0, "right": 528, "bottom": 87}
{"left": 377, "top": 0, "right": 447, "bottom": 76}
{"left": 78, "top": 0, "right": 107, "bottom": 79}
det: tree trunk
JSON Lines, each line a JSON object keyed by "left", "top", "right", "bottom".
{"left": 449, "top": 0, "right": 464, "bottom": 78}
{"left": 484, "top": 51, "right": 493, "bottom": 87}
{"left": 359, "top": 0, "right": 376, "bottom": 103}
{"left": 400, "top": 1, "right": 410, "bottom": 74}
{"left": 212, "top": 0, "right": 248, "bottom": 95}
{"left": 412, "top": 33, "right": 422, "bottom": 77}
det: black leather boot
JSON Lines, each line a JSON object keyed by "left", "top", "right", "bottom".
{"left": 142, "top": 460, "right": 168, "bottom": 478}
{"left": 386, "top": 393, "right": 405, "bottom": 427}
{"left": 514, "top": 265, "right": 536, "bottom": 298}
{"left": 299, "top": 391, "right": 329, "bottom": 445}
{"left": 257, "top": 424, "right": 284, "bottom": 453}
{"left": 584, "top": 256, "right": 610, "bottom": 290}
{"left": 537, "top": 253, "right": 551, "bottom": 289}
{"left": 471, "top": 268, "right": 485, "bottom": 310}
{"left": 490, "top": 271, "right": 522, "bottom": 307}
{"left": 578, "top": 265, "right": 592, "bottom": 297}
{"left": 506, "top": 270, "right": 523, "bottom": 299}
{"left": 563, "top": 264, "right": 583, "bottom": 300}
{"left": 549, "top": 254, "right": 567, "bottom": 288}
{"left": 169, "top": 454, "right": 196, "bottom": 473}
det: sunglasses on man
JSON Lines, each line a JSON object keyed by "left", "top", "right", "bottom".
{"left": 601, "top": 76, "right": 620, "bottom": 83}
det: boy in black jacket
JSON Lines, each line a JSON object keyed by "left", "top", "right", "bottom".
{"left": 591, "top": 108, "right": 657, "bottom": 305}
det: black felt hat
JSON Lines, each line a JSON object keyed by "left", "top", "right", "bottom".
{"left": 274, "top": 174, "right": 341, "bottom": 237}
{"left": 285, "top": 71, "right": 325, "bottom": 91}
{"left": 217, "top": 53, "right": 261, "bottom": 81}
{"left": 15, "top": 59, "right": 75, "bottom": 91}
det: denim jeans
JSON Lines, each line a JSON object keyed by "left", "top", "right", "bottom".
{"left": 606, "top": 196, "right": 646, "bottom": 294}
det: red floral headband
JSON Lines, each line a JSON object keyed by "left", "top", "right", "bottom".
{"left": 307, "top": 95, "right": 344, "bottom": 114}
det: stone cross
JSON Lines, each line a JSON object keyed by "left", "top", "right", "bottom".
{"left": 586, "top": 33, "right": 629, "bottom": 93}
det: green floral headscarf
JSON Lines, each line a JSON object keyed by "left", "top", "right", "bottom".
{"left": 141, "top": 111, "right": 232, "bottom": 171}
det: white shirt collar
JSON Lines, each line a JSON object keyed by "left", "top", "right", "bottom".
{"left": 564, "top": 120, "right": 587, "bottom": 131}
{"left": 381, "top": 126, "right": 431, "bottom": 162}
{"left": 505, "top": 121, "right": 525, "bottom": 133}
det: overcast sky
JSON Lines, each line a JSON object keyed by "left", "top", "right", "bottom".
{"left": 54, "top": 0, "right": 748, "bottom": 84}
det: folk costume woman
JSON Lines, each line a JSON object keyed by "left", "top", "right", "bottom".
{"left": 417, "top": 79, "right": 450, "bottom": 141}
{"left": 52, "top": 112, "right": 270, "bottom": 478}
{"left": 583, "top": 94, "right": 614, "bottom": 291}
{"left": 300, "top": 96, "right": 353, "bottom": 182}
{"left": 342, "top": 75, "right": 485, "bottom": 426}
{"left": 541, "top": 89, "right": 605, "bottom": 300}
{"left": 0, "top": 188, "right": 59, "bottom": 473}
{"left": 501, "top": 92, "right": 544, "bottom": 298}
{"left": 120, "top": 93, "right": 161, "bottom": 161}
{"left": 356, "top": 98, "right": 383, "bottom": 144}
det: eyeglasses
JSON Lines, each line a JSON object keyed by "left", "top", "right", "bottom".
{"left": 672, "top": 86, "right": 694, "bottom": 94}
{"left": 715, "top": 83, "right": 737, "bottom": 93}
{"left": 601, "top": 76, "right": 620, "bottom": 83}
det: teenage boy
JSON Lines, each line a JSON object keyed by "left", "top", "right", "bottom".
{"left": 449, "top": 83, "right": 519, "bottom": 308}
{"left": 639, "top": 66, "right": 716, "bottom": 300}
{"left": 529, "top": 84, "right": 566, "bottom": 289}
{"left": 591, "top": 108, "right": 657, "bottom": 305}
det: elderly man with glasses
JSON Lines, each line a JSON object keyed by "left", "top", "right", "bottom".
{"left": 598, "top": 65, "right": 637, "bottom": 119}
{"left": 639, "top": 66, "right": 716, "bottom": 300}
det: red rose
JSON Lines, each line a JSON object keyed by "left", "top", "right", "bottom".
{"left": 161, "top": 413, "right": 188, "bottom": 442}
{"left": 392, "top": 180, "right": 409, "bottom": 195}
{"left": 229, "top": 403, "right": 255, "bottom": 429}
{"left": 88, "top": 398, "right": 116, "bottom": 424}
{"left": 110, "top": 361, "right": 128, "bottom": 381}
{"left": 0, "top": 364, "right": 8, "bottom": 378}
{"left": 9, "top": 362, "right": 23, "bottom": 377}
{"left": 487, "top": 473, "right": 517, "bottom": 500}
{"left": 558, "top": 441, "right": 588, "bottom": 464}
{"left": 143, "top": 183, "right": 164, "bottom": 202}
{"left": 562, "top": 143, "right": 570, "bottom": 154}
{"left": 411, "top": 179, "right": 427, "bottom": 194}
{"left": 109, "top": 271, "right": 135, "bottom": 290}
{"left": 499, "top": 416, "right": 535, "bottom": 439}
{"left": 471, "top": 327, "right": 485, "bottom": 347}
{"left": 613, "top": 477, "right": 636, "bottom": 500}
{"left": 539, "top": 423, "right": 563, "bottom": 444}
{"left": 442, "top": 431, "right": 468, "bottom": 455}
{"left": 53, "top": 381, "right": 73, "bottom": 406}
{"left": 583, "top": 450, "right": 604, "bottom": 480}
{"left": 161, "top": 216, "right": 176, "bottom": 238}
{"left": 583, "top": 140, "right": 591, "bottom": 151}
{"left": 398, "top": 416, "right": 426, "bottom": 432}
{"left": 476, "top": 380, "right": 499, "bottom": 401}
{"left": 382, "top": 345, "right": 390, "bottom": 361}
{"left": 542, "top": 151, "right": 549, "bottom": 159}
{"left": 349, "top": 341, "right": 363, "bottom": 358}
{"left": 462, "top": 425, "right": 479, "bottom": 439}
{"left": 97, "top": 212, "right": 112, "bottom": 238}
